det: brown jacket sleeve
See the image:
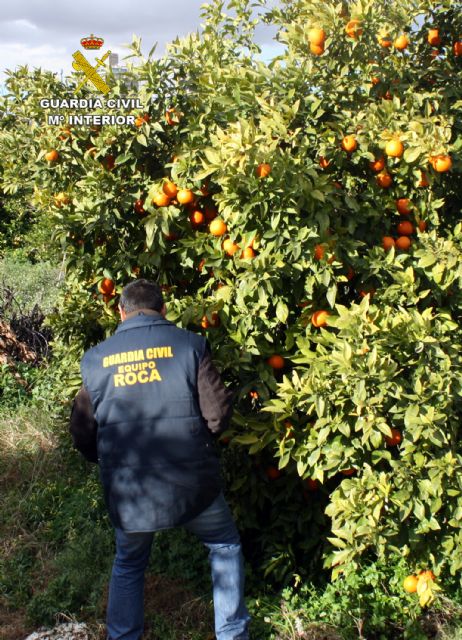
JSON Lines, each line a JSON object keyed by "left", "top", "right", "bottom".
{"left": 69, "top": 386, "right": 99, "bottom": 463}
{"left": 197, "top": 345, "right": 234, "bottom": 435}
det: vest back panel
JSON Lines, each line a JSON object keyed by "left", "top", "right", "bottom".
{"left": 80, "top": 315, "right": 222, "bottom": 531}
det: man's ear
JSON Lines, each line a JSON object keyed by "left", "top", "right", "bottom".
{"left": 118, "top": 304, "right": 126, "bottom": 321}
{"left": 160, "top": 303, "right": 167, "bottom": 317}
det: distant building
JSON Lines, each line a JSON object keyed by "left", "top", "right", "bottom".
{"left": 108, "top": 53, "right": 138, "bottom": 91}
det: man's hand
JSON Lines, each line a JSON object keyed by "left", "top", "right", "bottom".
{"left": 197, "top": 345, "right": 234, "bottom": 434}
{"left": 69, "top": 386, "right": 99, "bottom": 462}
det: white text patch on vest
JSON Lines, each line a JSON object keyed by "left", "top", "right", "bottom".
{"left": 103, "top": 346, "right": 174, "bottom": 368}
{"left": 113, "top": 368, "right": 162, "bottom": 387}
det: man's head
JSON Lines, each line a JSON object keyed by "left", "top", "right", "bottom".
{"left": 119, "top": 279, "right": 166, "bottom": 320}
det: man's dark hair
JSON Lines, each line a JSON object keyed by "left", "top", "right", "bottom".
{"left": 120, "top": 279, "right": 164, "bottom": 314}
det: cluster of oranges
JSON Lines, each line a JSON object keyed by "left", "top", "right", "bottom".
{"left": 382, "top": 197, "right": 427, "bottom": 253}
{"left": 308, "top": 21, "right": 462, "bottom": 57}
{"left": 149, "top": 178, "right": 258, "bottom": 261}
{"left": 149, "top": 180, "right": 215, "bottom": 238}
{"left": 331, "top": 132, "right": 451, "bottom": 252}
{"left": 308, "top": 27, "right": 327, "bottom": 56}
{"left": 98, "top": 277, "right": 116, "bottom": 305}
{"left": 403, "top": 570, "right": 436, "bottom": 593}
{"left": 134, "top": 113, "right": 150, "bottom": 128}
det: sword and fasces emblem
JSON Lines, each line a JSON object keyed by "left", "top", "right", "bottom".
{"left": 72, "top": 50, "right": 112, "bottom": 94}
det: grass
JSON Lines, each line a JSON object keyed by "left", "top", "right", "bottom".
{"left": 0, "top": 400, "right": 227, "bottom": 640}
{"left": 2, "top": 399, "right": 462, "bottom": 640}
{"left": 0, "top": 250, "right": 62, "bottom": 318}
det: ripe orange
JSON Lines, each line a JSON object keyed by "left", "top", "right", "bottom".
{"left": 283, "top": 420, "right": 294, "bottom": 438}
{"left": 135, "top": 113, "right": 150, "bottom": 127}
{"left": 376, "top": 172, "right": 393, "bottom": 188}
{"left": 165, "top": 108, "right": 180, "bottom": 125}
{"left": 394, "top": 34, "right": 409, "bottom": 50}
{"left": 341, "top": 134, "right": 358, "bottom": 153}
{"left": 201, "top": 312, "right": 220, "bottom": 329}
{"left": 134, "top": 199, "right": 145, "bottom": 214}
{"left": 310, "top": 43, "right": 324, "bottom": 55}
{"left": 98, "top": 278, "right": 115, "bottom": 295}
{"left": 177, "top": 189, "right": 195, "bottom": 205}
{"left": 319, "top": 156, "right": 331, "bottom": 169}
{"left": 305, "top": 478, "right": 320, "bottom": 492}
{"left": 256, "top": 163, "right": 271, "bottom": 178}
{"left": 104, "top": 155, "right": 115, "bottom": 171}
{"left": 267, "top": 354, "right": 285, "bottom": 370}
{"left": 345, "top": 19, "right": 362, "bottom": 39}
{"left": 418, "top": 219, "right": 428, "bottom": 232}
{"left": 265, "top": 466, "right": 281, "bottom": 480}
{"left": 311, "top": 310, "right": 330, "bottom": 328}
{"left": 403, "top": 575, "right": 418, "bottom": 593}
{"left": 385, "top": 428, "right": 402, "bottom": 446}
{"left": 396, "top": 236, "right": 411, "bottom": 251}
{"left": 397, "top": 221, "right": 414, "bottom": 236}
{"left": 45, "top": 149, "right": 59, "bottom": 163}
{"left": 189, "top": 210, "right": 205, "bottom": 226}
{"left": 152, "top": 192, "right": 171, "bottom": 207}
{"left": 209, "top": 218, "right": 227, "bottom": 236}
{"left": 419, "top": 570, "right": 436, "bottom": 581}
{"left": 359, "top": 287, "right": 375, "bottom": 298}
{"left": 59, "top": 127, "right": 72, "bottom": 140}
{"left": 430, "top": 154, "right": 452, "bottom": 172}
{"left": 241, "top": 247, "right": 256, "bottom": 259}
{"left": 249, "top": 390, "right": 259, "bottom": 400}
{"left": 382, "top": 236, "right": 395, "bottom": 251}
{"left": 308, "top": 27, "right": 326, "bottom": 46}
{"left": 454, "top": 41, "right": 462, "bottom": 56}
{"left": 418, "top": 170, "right": 430, "bottom": 187}
{"left": 341, "top": 468, "right": 355, "bottom": 476}
{"left": 378, "top": 34, "right": 392, "bottom": 47}
{"left": 371, "top": 76, "right": 380, "bottom": 85}
{"left": 396, "top": 198, "right": 411, "bottom": 215}
{"left": 369, "top": 156, "right": 385, "bottom": 172}
{"left": 428, "top": 29, "right": 441, "bottom": 46}
{"left": 222, "top": 238, "right": 240, "bottom": 256}
{"left": 385, "top": 139, "right": 404, "bottom": 158}
{"left": 314, "top": 244, "right": 326, "bottom": 260}
{"left": 162, "top": 180, "right": 178, "bottom": 198}
{"left": 54, "top": 192, "right": 70, "bottom": 207}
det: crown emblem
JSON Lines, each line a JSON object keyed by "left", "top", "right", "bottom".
{"left": 80, "top": 34, "right": 104, "bottom": 50}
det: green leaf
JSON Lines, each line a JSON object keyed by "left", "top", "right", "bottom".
{"left": 403, "top": 147, "right": 421, "bottom": 163}
{"left": 114, "top": 153, "right": 132, "bottom": 165}
{"left": 136, "top": 133, "right": 148, "bottom": 146}
{"left": 276, "top": 300, "right": 289, "bottom": 323}
{"left": 234, "top": 434, "right": 260, "bottom": 445}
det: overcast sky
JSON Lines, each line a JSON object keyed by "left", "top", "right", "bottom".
{"left": 0, "top": 0, "right": 283, "bottom": 85}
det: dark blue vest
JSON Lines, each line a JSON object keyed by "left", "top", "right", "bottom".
{"left": 80, "top": 313, "right": 222, "bottom": 532}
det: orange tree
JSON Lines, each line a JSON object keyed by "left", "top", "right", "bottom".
{"left": 1, "top": 0, "right": 462, "bottom": 592}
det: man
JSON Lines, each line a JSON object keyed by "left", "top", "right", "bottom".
{"left": 69, "top": 279, "right": 250, "bottom": 640}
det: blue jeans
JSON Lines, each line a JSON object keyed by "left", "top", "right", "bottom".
{"left": 106, "top": 492, "right": 251, "bottom": 640}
